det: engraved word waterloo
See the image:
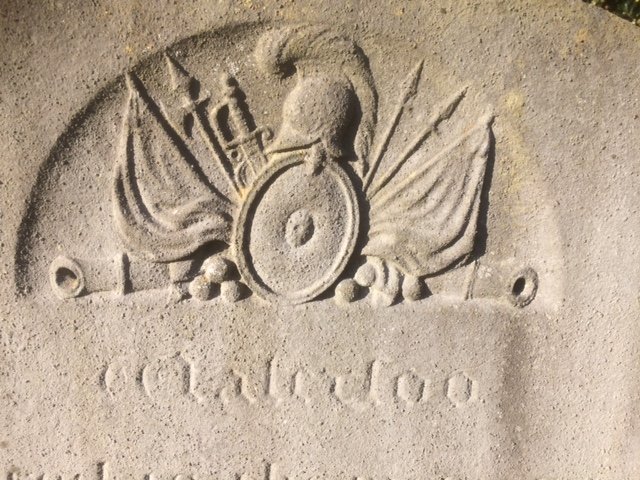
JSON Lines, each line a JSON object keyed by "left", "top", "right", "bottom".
{"left": 101, "top": 353, "right": 477, "bottom": 409}
{"left": 17, "top": 26, "right": 538, "bottom": 308}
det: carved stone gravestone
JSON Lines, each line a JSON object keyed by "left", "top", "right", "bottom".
{"left": 1, "top": 1, "right": 640, "bottom": 479}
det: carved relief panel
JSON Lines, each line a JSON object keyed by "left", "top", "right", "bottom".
{"left": 17, "top": 25, "right": 550, "bottom": 310}
{"left": 5, "top": 20, "right": 567, "bottom": 480}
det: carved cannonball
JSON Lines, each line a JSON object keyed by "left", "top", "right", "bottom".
{"left": 220, "top": 280, "right": 245, "bottom": 303}
{"left": 354, "top": 262, "right": 376, "bottom": 287}
{"left": 334, "top": 278, "right": 361, "bottom": 304}
{"left": 402, "top": 275, "right": 426, "bottom": 302}
{"left": 203, "top": 256, "right": 233, "bottom": 284}
{"left": 370, "top": 289, "right": 395, "bottom": 308}
{"left": 189, "top": 275, "right": 215, "bottom": 301}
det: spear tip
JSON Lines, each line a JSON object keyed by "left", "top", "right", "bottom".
{"left": 164, "top": 51, "right": 192, "bottom": 93}
{"left": 400, "top": 59, "right": 425, "bottom": 101}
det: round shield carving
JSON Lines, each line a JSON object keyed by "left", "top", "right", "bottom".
{"left": 234, "top": 152, "right": 359, "bottom": 304}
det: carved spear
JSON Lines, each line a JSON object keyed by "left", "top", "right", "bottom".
{"left": 164, "top": 52, "right": 241, "bottom": 198}
{"left": 363, "top": 60, "right": 423, "bottom": 192}
{"left": 367, "top": 85, "right": 467, "bottom": 200}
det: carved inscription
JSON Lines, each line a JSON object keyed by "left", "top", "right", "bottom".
{"left": 6, "top": 462, "right": 466, "bottom": 480}
{"left": 101, "top": 355, "right": 478, "bottom": 409}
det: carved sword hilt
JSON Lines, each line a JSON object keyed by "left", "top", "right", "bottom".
{"left": 209, "top": 74, "right": 271, "bottom": 188}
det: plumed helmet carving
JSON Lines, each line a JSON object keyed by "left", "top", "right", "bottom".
{"left": 255, "top": 26, "right": 377, "bottom": 171}
{"left": 266, "top": 75, "right": 356, "bottom": 159}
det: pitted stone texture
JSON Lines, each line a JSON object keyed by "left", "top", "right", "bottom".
{"left": 1, "top": 1, "right": 640, "bottom": 480}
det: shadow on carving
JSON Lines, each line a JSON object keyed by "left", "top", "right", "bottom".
{"left": 14, "top": 78, "right": 125, "bottom": 297}
{"left": 470, "top": 126, "right": 496, "bottom": 263}
{"left": 15, "top": 23, "right": 538, "bottom": 309}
